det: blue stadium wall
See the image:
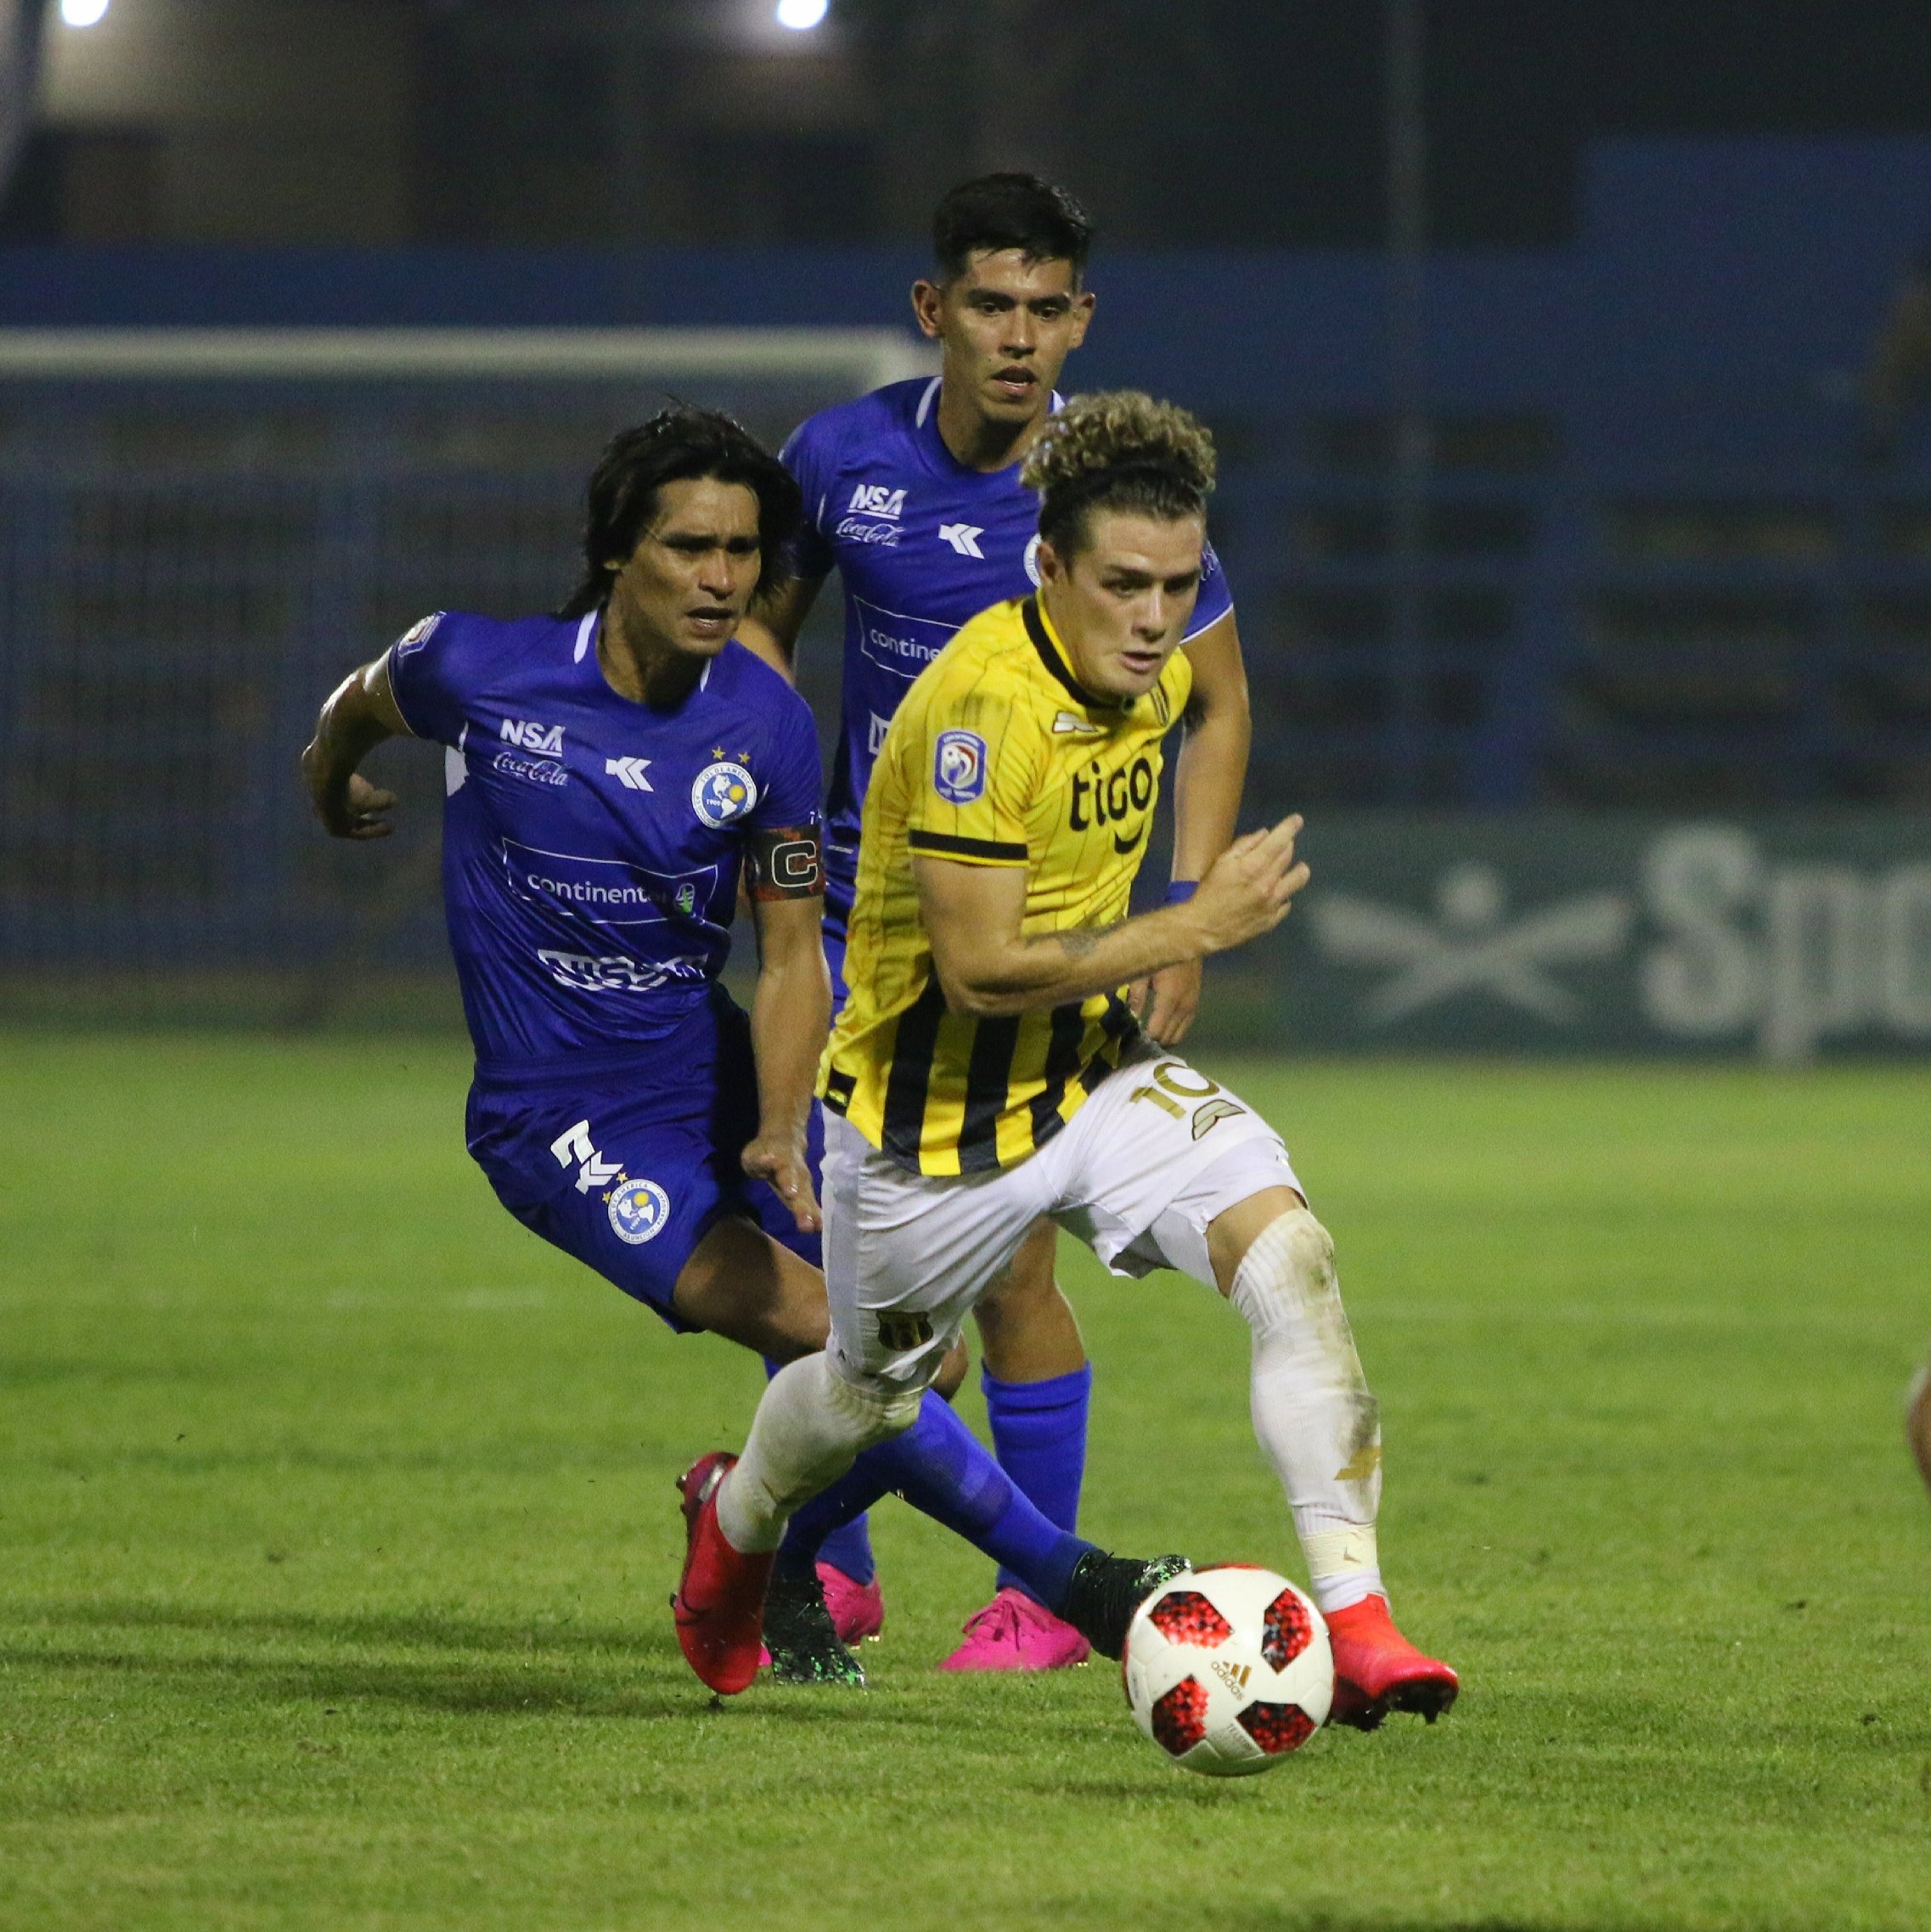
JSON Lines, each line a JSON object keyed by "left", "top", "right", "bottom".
{"left": 3, "top": 138, "right": 1929, "bottom": 1052}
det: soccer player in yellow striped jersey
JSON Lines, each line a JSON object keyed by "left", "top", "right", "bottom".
{"left": 679, "top": 393, "right": 1460, "bottom": 1726}
{"left": 822, "top": 589, "right": 1189, "bottom": 1174}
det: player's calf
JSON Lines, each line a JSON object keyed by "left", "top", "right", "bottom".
{"left": 1907, "top": 1356, "right": 1931, "bottom": 1497}
{"left": 1224, "top": 1205, "right": 1388, "bottom": 1616}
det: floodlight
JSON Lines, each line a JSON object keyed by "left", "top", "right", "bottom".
{"left": 774, "top": 0, "right": 828, "bottom": 31}
{"left": 61, "top": 0, "right": 110, "bottom": 25}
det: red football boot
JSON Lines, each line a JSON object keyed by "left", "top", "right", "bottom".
{"left": 1326, "top": 1594, "right": 1459, "bottom": 1730}
{"left": 671, "top": 1452, "right": 773, "bottom": 1696}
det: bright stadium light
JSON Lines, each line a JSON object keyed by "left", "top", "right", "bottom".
{"left": 774, "top": 0, "right": 828, "bottom": 31}
{"left": 60, "top": 0, "right": 111, "bottom": 25}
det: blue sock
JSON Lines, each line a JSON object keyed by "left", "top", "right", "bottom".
{"left": 778, "top": 1388, "right": 1095, "bottom": 1615}
{"left": 767, "top": 1357, "right": 876, "bottom": 1586}
{"left": 982, "top": 1363, "right": 1092, "bottom": 1601}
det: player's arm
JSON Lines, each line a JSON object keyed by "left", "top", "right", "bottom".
{"left": 917, "top": 814, "right": 1308, "bottom": 1021}
{"left": 736, "top": 576, "right": 825, "bottom": 686}
{"left": 1137, "top": 609, "right": 1254, "bottom": 1045}
{"left": 300, "top": 653, "right": 412, "bottom": 840}
{"left": 739, "top": 825, "right": 831, "bottom": 1231}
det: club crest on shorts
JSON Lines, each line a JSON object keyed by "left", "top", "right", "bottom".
{"left": 691, "top": 761, "right": 757, "bottom": 828}
{"left": 932, "top": 729, "right": 988, "bottom": 805}
{"left": 607, "top": 1177, "right": 671, "bottom": 1244}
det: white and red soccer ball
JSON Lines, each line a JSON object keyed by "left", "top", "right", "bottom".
{"left": 1122, "top": 1566, "right": 1332, "bottom": 1777}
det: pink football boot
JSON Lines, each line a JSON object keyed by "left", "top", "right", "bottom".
{"left": 939, "top": 1586, "right": 1091, "bottom": 1672}
{"left": 819, "top": 1562, "right": 886, "bottom": 1645}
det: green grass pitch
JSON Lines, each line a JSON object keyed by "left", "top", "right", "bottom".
{"left": 2, "top": 1034, "right": 1928, "bottom": 1931}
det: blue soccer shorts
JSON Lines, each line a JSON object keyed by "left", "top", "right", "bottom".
{"left": 464, "top": 1011, "right": 825, "bottom": 1332}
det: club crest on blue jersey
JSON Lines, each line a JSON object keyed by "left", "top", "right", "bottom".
{"left": 933, "top": 729, "right": 988, "bottom": 805}
{"left": 691, "top": 761, "right": 757, "bottom": 828}
{"left": 608, "top": 1177, "right": 671, "bottom": 1245}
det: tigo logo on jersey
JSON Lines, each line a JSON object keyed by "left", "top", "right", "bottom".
{"left": 848, "top": 482, "right": 906, "bottom": 521}
{"left": 932, "top": 729, "right": 988, "bottom": 805}
{"left": 501, "top": 717, "right": 566, "bottom": 755}
{"left": 691, "top": 760, "right": 758, "bottom": 827}
{"left": 608, "top": 1177, "right": 672, "bottom": 1245}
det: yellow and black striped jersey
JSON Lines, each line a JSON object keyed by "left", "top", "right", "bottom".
{"left": 819, "top": 594, "right": 1194, "bottom": 1176}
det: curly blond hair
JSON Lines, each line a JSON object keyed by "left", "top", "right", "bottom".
{"left": 1022, "top": 391, "right": 1215, "bottom": 555}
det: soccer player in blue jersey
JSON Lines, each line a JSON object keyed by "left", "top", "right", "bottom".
{"left": 740, "top": 174, "right": 1255, "bottom": 1670}
{"left": 300, "top": 407, "right": 1181, "bottom": 1689}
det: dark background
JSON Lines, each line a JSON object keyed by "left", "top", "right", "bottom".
{"left": 9, "top": 1, "right": 1931, "bottom": 250}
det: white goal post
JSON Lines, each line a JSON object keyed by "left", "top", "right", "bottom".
{"left": 0, "top": 325, "right": 937, "bottom": 388}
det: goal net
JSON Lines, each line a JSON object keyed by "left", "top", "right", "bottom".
{"left": 0, "top": 327, "right": 931, "bottom": 1028}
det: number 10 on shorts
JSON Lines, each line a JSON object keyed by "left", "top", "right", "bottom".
{"left": 1131, "top": 1062, "right": 1247, "bottom": 1142}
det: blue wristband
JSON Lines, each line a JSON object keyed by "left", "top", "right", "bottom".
{"left": 1163, "top": 881, "right": 1198, "bottom": 905}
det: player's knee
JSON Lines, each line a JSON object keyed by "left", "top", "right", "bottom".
{"left": 1230, "top": 1209, "right": 1365, "bottom": 1385}
{"left": 1234, "top": 1208, "right": 1338, "bottom": 1319}
{"left": 825, "top": 1363, "right": 924, "bottom": 1447}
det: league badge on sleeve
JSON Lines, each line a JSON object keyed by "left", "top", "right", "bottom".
{"left": 933, "top": 729, "right": 988, "bottom": 805}
{"left": 392, "top": 611, "right": 444, "bottom": 658}
{"left": 608, "top": 1177, "right": 672, "bottom": 1245}
{"left": 691, "top": 761, "right": 758, "bottom": 828}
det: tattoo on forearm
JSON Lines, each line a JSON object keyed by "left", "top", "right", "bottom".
{"left": 1033, "top": 921, "right": 1123, "bottom": 961}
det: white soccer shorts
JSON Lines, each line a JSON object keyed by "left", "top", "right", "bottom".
{"left": 821, "top": 1042, "right": 1304, "bottom": 1392}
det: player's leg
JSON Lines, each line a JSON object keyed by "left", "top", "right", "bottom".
{"left": 802, "top": 892, "right": 886, "bottom": 1615}
{"left": 735, "top": 1089, "right": 968, "bottom": 1646}
{"left": 464, "top": 1080, "right": 888, "bottom": 1681}
{"left": 677, "top": 1114, "right": 1189, "bottom": 1693}
{"left": 945, "top": 1219, "right": 1096, "bottom": 1670}
{"left": 1908, "top": 1355, "right": 1931, "bottom": 1497}
{"left": 1052, "top": 1049, "right": 1456, "bottom": 1730}
{"left": 674, "top": 1222, "right": 1012, "bottom": 1687}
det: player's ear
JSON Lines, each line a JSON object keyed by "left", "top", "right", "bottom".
{"left": 1034, "top": 537, "right": 1067, "bottom": 584}
{"left": 1069, "top": 287, "right": 1096, "bottom": 346}
{"left": 910, "top": 279, "right": 945, "bottom": 341}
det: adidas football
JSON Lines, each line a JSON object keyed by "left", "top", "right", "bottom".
{"left": 1122, "top": 1566, "right": 1332, "bottom": 1777}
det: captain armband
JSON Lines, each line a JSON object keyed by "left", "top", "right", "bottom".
{"left": 746, "top": 823, "right": 824, "bottom": 901}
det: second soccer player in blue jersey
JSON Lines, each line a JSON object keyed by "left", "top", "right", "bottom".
{"left": 743, "top": 174, "right": 1254, "bottom": 1669}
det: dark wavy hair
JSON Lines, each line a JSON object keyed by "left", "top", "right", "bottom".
{"left": 932, "top": 172, "right": 1095, "bottom": 284}
{"left": 555, "top": 407, "right": 802, "bottom": 619}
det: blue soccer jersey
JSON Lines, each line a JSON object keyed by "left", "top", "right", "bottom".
{"left": 386, "top": 608, "right": 827, "bottom": 1326}
{"left": 781, "top": 375, "right": 1236, "bottom": 900}
{"left": 388, "top": 609, "right": 822, "bottom": 1079}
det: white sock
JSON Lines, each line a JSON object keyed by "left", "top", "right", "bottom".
{"left": 1230, "top": 1208, "right": 1387, "bottom": 1617}
{"left": 715, "top": 1355, "right": 920, "bottom": 1556}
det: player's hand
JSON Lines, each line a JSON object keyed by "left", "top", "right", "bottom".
{"left": 1130, "top": 959, "right": 1202, "bottom": 1045}
{"left": 741, "top": 1132, "right": 822, "bottom": 1233}
{"left": 1185, "top": 814, "right": 1309, "bottom": 956}
{"left": 302, "top": 743, "right": 398, "bottom": 840}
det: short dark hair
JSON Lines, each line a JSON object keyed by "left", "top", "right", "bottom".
{"left": 555, "top": 407, "right": 802, "bottom": 619}
{"left": 1022, "top": 391, "right": 1216, "bottom": 559}
{"left": 932, "top": 173, "right": 1095, "bottom": 284}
